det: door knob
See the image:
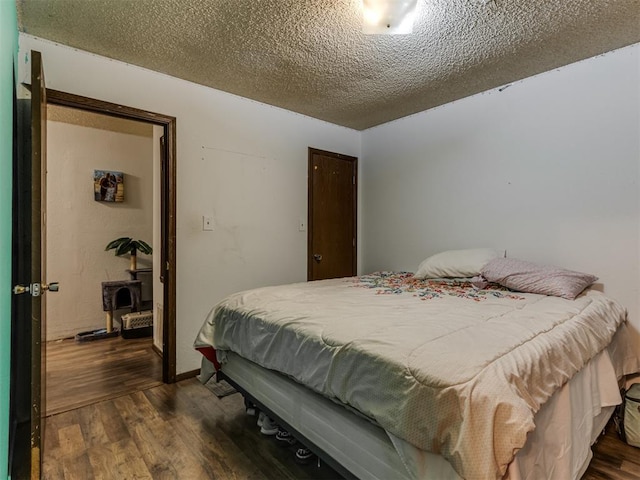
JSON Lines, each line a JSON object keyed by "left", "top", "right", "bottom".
{"left": 313, "top": 254, "right": 323, "bottom": 262}
{"left": 43, "top": 282, "right": 59, "bottom": 292}
{"left": 12, "top": 282, "right": 59, "bottom": 296}
{"left": 13, "top": 284, "right": 29, "bottom": 295}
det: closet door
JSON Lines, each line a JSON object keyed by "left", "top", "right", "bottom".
{"left": 307, "top": 148, "right": 357, "bottom": 281}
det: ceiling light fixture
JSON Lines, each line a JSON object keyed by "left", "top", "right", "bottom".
{"left": 362, "top": 0, "right": 418, "bottom": 35}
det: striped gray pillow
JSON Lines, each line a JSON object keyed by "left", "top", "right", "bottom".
{"left": 481, "top": 258, "right": 597, "bottom": 300}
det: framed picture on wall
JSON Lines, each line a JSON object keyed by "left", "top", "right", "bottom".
{"left": 94, "top": 170, "right": 124, "bottom": 202}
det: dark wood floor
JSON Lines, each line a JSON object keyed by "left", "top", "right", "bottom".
{"left": 43, "top": 379, "right": 341, "bottom": 479}
{"left": 583, "top": 424, "right": 640, "bottom": 479}
{"left": 43, "top": 338, "right": 640, "bottom": 479}
{"left": 46, "top": 335, "right": 163, "bottom": 416}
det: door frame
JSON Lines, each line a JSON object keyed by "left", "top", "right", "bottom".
{"left": 307, "top": 147, "right": 358, "bottom": 281}
{"left": 45, "top": 89, "right": 177, "bottom": 383}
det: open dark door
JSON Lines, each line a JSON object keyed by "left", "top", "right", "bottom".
{"left": 10, "top": 50, "right": 50, "bottom": 480}
{"left": 307, "top": 148, "right": 357, "bottom": 281}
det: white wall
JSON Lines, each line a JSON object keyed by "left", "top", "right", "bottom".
{"left": 19, "top": 34, "right": 362, "bottom": 373}
{"left": 362, "top": 43, "right": 640, "bottom": 349}
{"left": 46, "top": 107, "right": 154, "bottom": 340}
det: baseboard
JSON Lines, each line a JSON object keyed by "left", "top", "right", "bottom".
{"left": 175, "top": 369, "right": 200, "bottom": 382}
{"left": 152, "top": 344, "right": 163, "bottom": 358}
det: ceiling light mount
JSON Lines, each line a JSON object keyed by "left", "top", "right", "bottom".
{"left": 362, "top": 0, "right": 419, "bottom": 35}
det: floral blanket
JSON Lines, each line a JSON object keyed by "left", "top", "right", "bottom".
{"left": 352, "top": 271, "right": 524, "bottom": 301}
{"left": 195, "top": 273, "right": 627, "bottom": 479}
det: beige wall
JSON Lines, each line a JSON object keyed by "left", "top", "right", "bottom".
{"left": 46, "top": 105, "right": 154, "bottom": 340}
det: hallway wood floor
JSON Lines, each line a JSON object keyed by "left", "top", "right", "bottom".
{"left": 46, "top": 335, "right": 162, "bottom": 416}
{"left": 42, "top": 339, "right": 640, "bottom": 479}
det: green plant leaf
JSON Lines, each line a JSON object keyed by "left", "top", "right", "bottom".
{"left": 106, "top": 237, "right": 152, "bottom": 256}
{"left": 105, "top": 236, "right": 131, "bottom": 251}
{"left": 135, "top": 240, "right": 153, "bottom": 255}
{"left": 115, "top": 239, "right": 133, "bottom": 256}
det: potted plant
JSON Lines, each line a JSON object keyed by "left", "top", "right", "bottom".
{"left": 105, "top": 237, "right": 152, "bottom": 271}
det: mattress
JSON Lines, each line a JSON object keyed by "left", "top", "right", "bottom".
{"left": 195, "top": 273, "right": 636, "bottom": 479}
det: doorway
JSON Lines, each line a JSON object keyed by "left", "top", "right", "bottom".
{"left": 45, "top": 89, "right": 177, "bottom": 385}
{"left": 44, "top": 103, "right": 162, "bottom": 415}
{"left": 307, "top": 147, "right": 357, "bottom": 281}
{"left": 9, "top": 53, "right": 180, "bottom": 478}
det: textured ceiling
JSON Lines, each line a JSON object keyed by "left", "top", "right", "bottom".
{"left": 17, "top": 0, "right": 640, "bottom": 130}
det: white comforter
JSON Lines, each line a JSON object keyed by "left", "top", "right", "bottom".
{"left": 194, "top": 273, "right": 627, "bottom": 480}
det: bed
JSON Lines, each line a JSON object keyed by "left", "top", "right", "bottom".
{"left": 194, "top": 269, "right": 639, "bottom": 480}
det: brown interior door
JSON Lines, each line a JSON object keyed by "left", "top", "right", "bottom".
{"left": 307, "top": 148, "right": 357, "bottom": 281}
{"left": 11, "top": 50, "right": 48, "bottom": 479}
{"left": 29, "top": 48, "right": 47, "bottom": 480}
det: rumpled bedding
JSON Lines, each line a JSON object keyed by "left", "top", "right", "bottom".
{"left": 194, "top": 272, "right": 627, "bottom": 480}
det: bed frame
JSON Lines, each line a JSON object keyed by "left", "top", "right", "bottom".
{"left": 215, "top": 351, "right": 422, "bottom": 479}
{"left": 216, "top": 369, "right": 358, "bottom": 479}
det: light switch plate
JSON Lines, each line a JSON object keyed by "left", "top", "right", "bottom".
{"left": 299, "top": 218, "right": 306, "bottom": 232}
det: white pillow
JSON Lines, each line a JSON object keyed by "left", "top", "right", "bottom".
{"left": 414, "top": 248, "right": 502, "bottom": 279}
